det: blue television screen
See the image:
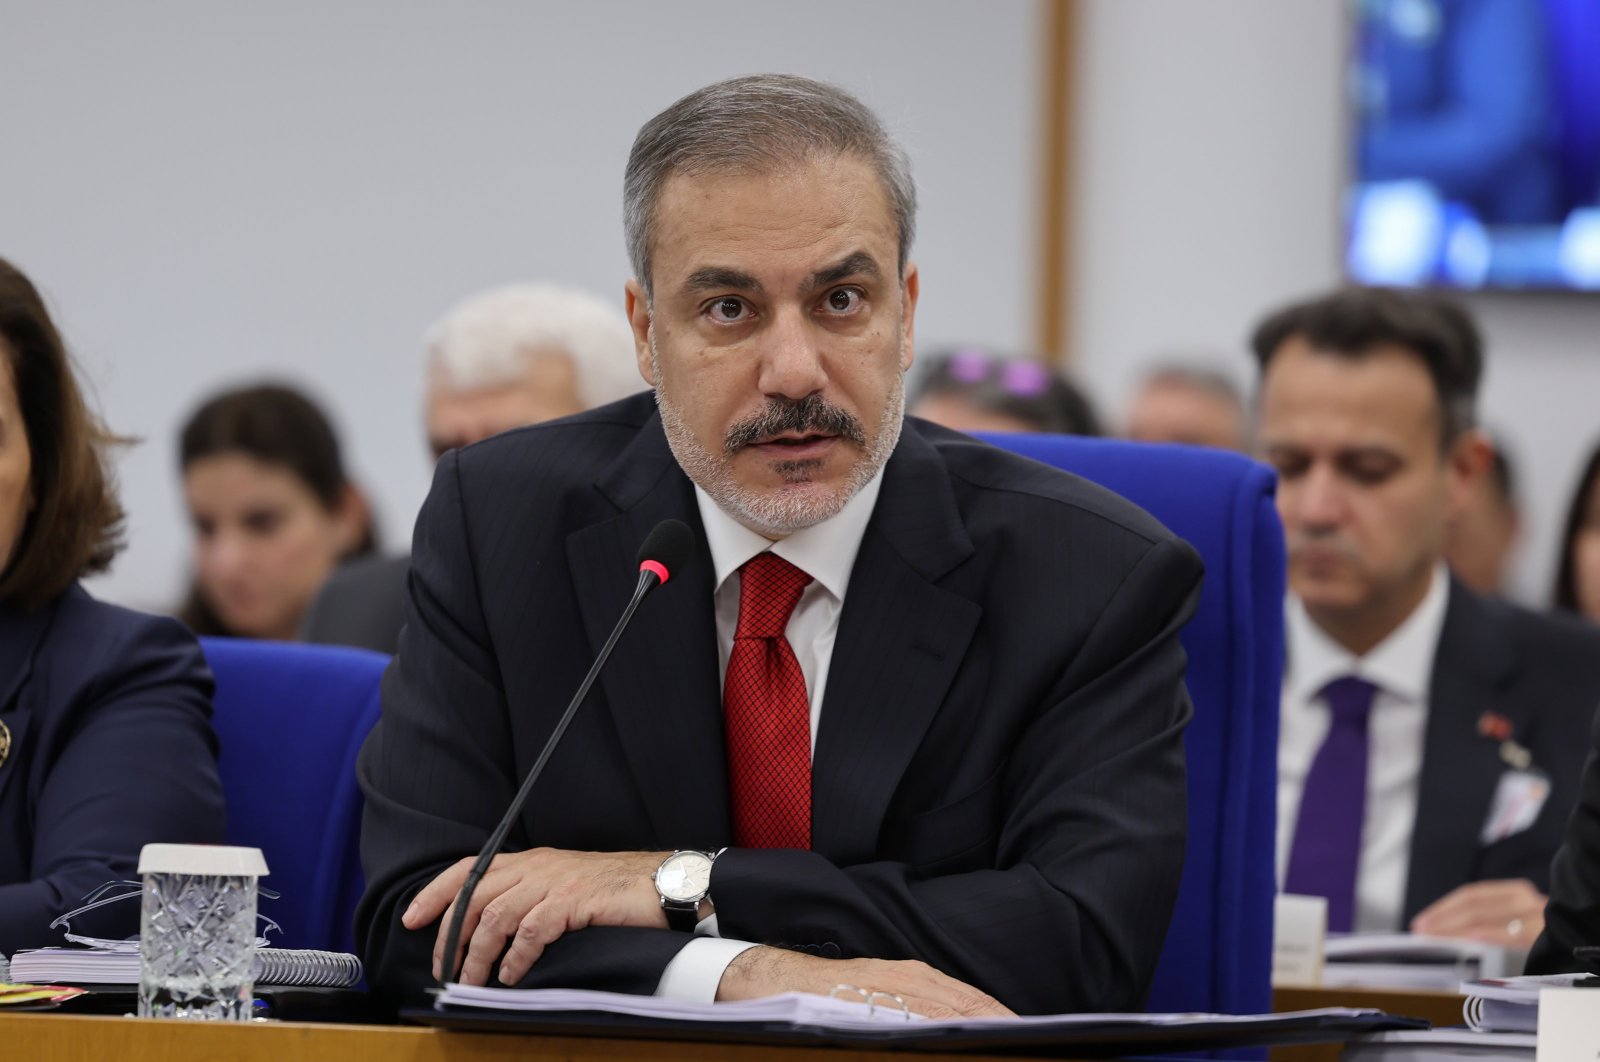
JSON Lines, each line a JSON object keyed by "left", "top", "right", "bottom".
{"left": 1346, "top": 0, "right": 1600, "bottom": 290}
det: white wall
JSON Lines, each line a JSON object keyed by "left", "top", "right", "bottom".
{"left": 1071, "top": 0, "right": 1600, "bottom": 604}
{"left": 9, "top": 1, "right": 1594, "bottom": 613}
{"left": 0, "top": 0, "right": 1038, "bottom": 610}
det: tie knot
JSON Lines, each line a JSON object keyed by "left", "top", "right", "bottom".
{"left": 1321, "top": 675, "right": 1378, "bottom": 727}
{"left": 735, "top": 553, "right": 812, "bottom": 640}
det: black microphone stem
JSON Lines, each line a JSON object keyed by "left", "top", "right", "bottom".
{"left": 438, "top": 567, "right": 660, "bottom": 986}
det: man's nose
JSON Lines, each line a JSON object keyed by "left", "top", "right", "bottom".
{"left": 756, "top": 307, "right": 827, "bottom": 400}
{"left": 1292, "top": 465, "right": 1346, "bottom": 530}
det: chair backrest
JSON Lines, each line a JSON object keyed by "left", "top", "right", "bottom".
{"left": 201, "top": 637, "right": 387, "bottom": 953}
{"left": 977, "top": 432, "right": 1284, "bottom": 1018}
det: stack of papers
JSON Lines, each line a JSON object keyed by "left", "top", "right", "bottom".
{"left": 1461, "top": 971, "right": 1597, "bottom": 1033}
{"left": 433, "top": 983, "right": 1400, "bottom": 1035}
{"left": 1323, "top": 934, "right": 1520, "bottom": 990}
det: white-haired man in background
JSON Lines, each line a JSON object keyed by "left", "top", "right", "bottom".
{"left": 302, "top": 283, "right": 640, "bottom": 652}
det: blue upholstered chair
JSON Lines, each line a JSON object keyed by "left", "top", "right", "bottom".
{"left": 201, "top": 637, "right": 388, "bottom": 953}
{"left": 977, "top": 432, "right": 1284, "bottom": 1019}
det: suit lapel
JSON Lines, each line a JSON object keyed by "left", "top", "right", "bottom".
{"left": 565, "top": 415, "right": 731, "bottom": 849}
{"left": 1403, "top": 581, "right": 1518, "bottom": 919}
{"left": 810, "top": 427, "right": 980, "bottom": 865}
{"left": 0, "top": 599, "right": 52, "bottom": 805}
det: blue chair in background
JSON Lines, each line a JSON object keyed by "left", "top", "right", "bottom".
{"left": 978, "top": 432, "right": 1285, "bottom": 1020}
{"left": 201, "top": 637, "right": 388, "bottom": 954}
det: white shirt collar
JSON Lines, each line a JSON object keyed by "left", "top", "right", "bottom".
{"left": 693, "top": 471, "right": 885, "bottom": 601}
{"left": 1285, "top": 564, "right": 1451, "bottom": 705}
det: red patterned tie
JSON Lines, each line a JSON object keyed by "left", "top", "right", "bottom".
{"left": 724, "top": 552, "right": 814, "bottom": 849}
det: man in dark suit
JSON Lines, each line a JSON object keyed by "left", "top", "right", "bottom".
{"left": 1254, "top": 288, "right": 1600, "bottom": 946}
{"left": 356, "top": 74, "right": 1202, "bottom": 1016}
{"left": 300, "top": 283, "right": 640, "bottom": 653}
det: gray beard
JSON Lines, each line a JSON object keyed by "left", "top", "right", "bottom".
{"left": 650, "top": 331, "right": 906, "bottom": 537}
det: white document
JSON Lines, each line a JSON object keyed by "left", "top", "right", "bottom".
{"left": 433, "top": 983, "right": 1382, "bottom": 1034}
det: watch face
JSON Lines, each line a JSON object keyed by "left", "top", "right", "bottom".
{"left": 657, "top": 851, "right": 713, "bottom": 902}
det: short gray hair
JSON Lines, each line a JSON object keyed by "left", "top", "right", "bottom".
{"left": 623, "top": 73, "right": 917, "bottom": 297}
{"left": 425, "top": 283, "right": 641, "bottom": 408}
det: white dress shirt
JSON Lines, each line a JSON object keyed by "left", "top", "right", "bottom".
{"left": 654, "top": 471, "right": 885, "bottom": 1001}
{"left": 1276, "top": 565, "right": 1450, "bottom": 933}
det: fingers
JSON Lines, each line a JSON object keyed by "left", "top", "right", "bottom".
{"left": 1411, "top": 879, "right": 1547, "bottom": 940}
{"left": 405, "top": 856, "right": 476, "bottom": 930}
{"left": 498, "top": 891, "right": 592, "bottom": 986}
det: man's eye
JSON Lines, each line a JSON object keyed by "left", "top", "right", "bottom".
{"left": 824, "top": 288, "right": 862, "bottom": 313}
{"left": 709, "top": 297, "right": 748, "bottom": 322}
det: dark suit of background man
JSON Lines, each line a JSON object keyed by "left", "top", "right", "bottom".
{"left": 1255, "top": 288, "right": 1600, "bottom": 948}
{"left": 356, "top": 73, "right": 1203, "bottom": 1017}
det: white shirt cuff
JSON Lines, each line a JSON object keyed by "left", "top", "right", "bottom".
{"left": 653, "top": 936, "right": 760, "bottom": 1002}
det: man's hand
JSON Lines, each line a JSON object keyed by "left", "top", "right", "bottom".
{"left": 1409, "top": 878, "right": 1547, "bottom": 948}
{"left": 403, "top": 848, "right": 670, "bottom": 986}
{"left": 716, "top": 946, "right": 1015, "bottom": 1019}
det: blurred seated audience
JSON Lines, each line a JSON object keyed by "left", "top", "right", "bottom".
{"left": 1253, "top": 286, "right": 1600, "bottom": 949}
{"left": 0, "top": 258, "right": 224, "bottom": 954}
{"left": 1443, "top": 433, "right": 1521, "bottom": 597}
{"left": 178, "top": 383, "right": 376, "bottom": 641}
{"left": 1553, "top": 440, "right": 1600, "bottom": 623}
{"left": 301, "top": 282, "right": 639, "bottom": 653}
{"left": 1123, "top": 363, "right": 1248, "bottom": 451}
{"left": 909, "top": 348, "right": 1102, "bottom": 436}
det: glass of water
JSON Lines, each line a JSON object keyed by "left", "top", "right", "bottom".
{"left": 136, "top": 844, "right": 269, "bottom": 1021}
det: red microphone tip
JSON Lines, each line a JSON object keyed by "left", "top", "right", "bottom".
{"left": 640, "top": 559, "right": 670, "bottom": 584}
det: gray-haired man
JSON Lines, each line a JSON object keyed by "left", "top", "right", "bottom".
{"left": 357, "top": 74, "right": 1200, "bottom": 1017}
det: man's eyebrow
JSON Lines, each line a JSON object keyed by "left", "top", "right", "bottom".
{"left": 805, "top": 252, "right": 881, "bottom": 291}
{"left": 682, "top": 267, "right": 762, "bottom": 295}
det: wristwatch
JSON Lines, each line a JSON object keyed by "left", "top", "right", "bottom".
{"left": 653, "top": 849, "right": 719, "bottom": 932}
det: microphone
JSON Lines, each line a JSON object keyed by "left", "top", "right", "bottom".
{"left": 437, "top": 517, "right": 695, "bottom": 985}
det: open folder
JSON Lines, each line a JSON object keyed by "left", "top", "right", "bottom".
{"left": 411, "top": 985, "right": 1427, "bottom": 1054}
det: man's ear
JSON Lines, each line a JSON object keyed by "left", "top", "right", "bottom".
{"left": 625, "top": 279, "right": 655, "bottom": 387}
{"left": 899, "top": 262, "right": 920, "bottom": 373}
{"left": 1445, "top": 428, "right": 1493, "bottom": 519}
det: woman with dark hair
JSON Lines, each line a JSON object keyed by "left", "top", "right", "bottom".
{"left": 1553, "top": 441, "right": 1600, "bottom": 621}
{"left": 909, "top": 348, "right": 1104, "bottom": 437}
{"left": 0, "top": 258, "right": 225, "bottom": 954}
{"left": 177, "top": 384, "right": 377, "bottom": 640}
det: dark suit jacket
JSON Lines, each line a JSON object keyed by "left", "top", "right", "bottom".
{"left": 1527, "top": 703, "right": 1600, "bottom": 973}
{"left": 0, "top": 584, "right": 227, "bottom": 953}
{"left": 300, "top": 554, "right": 410, "bottom": 654}
{"left": 356, "top": 394, "right": 1203, "bottom": 1014}
{"left": 1400, "top": 581, "right": 1600, "bottom": 923}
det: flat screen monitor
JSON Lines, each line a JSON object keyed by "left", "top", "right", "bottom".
{"left": 1346, "top": 0, "right": 1600, "bottom": 290}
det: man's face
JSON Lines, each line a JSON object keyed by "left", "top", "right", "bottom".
{"left": 1258, "top": 337, "right": 1478, "bottom": 642}
{"left": 425, "top": 348, "right": 584, "bottom": 459}
{"left": 626, "top": 154, "right": 917, "bottom": 538}
{"left": 1126, "top": 382, "right": 1245, "bottom": 450}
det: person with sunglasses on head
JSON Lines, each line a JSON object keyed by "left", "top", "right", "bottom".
{"left": 909, "top": 348, "right": 1103, "bottom": 437}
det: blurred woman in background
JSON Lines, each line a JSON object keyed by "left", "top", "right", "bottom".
{"left": 0, "top": 257, "right": 224, "bottom": 954}
{"left": 177, "top": 383, "right": 376, "bottom": 640}
{"left": 909, "top": 347, "right": 1103, "bottom": 436}
{"left": 1553, "top": 440, "right": 1600, "bottom": 623}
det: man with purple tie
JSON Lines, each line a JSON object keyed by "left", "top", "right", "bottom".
{"left": 1253, "top": 287, "right": 1600, "bottom": 946}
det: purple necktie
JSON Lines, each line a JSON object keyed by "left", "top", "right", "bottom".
{"left": 1284, "top": 675, "right": 1379, "bottom": 933}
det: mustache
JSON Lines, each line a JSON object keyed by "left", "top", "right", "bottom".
{"left": 723, "top": 395, "right": 866, "bottom": 455}
{"left": 1286, "top": 529, "right": 1361, "bottom": 562}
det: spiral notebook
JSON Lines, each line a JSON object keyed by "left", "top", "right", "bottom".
{"left": 7, "top": 943, "right": 362, "bottom": 988}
